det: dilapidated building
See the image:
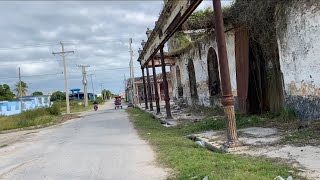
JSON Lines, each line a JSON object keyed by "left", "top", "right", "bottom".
{"left": 164, "top": 0, "right": 320, "bottom": 120}
{"left": 137, "top": 0, "right": 320, "bottom": 121}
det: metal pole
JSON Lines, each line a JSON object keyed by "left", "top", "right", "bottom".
{"left": 141, "top": 68, "right": 149, "bottom": 109}
{"left": 18, "top": 67, "right": 23, "bottom": 112}
{"left": 61, "top": 42, "right": 70, "bottom": 114}
{"left": 213, "top": 0, "right": 238, "bottom": 146}
{"left": 151, "top": 58, "right": 161, "bottom": 114}
{"left": 160, "top": 46, "right": 172, "bottom": 119}
{"left": 146, "top": 67, "right": 154, "bottom": 111}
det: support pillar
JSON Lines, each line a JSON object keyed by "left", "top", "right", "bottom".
{"left": 160, "top": 46, "right": 172, "bottom": 119}
{"left": 141, "top": 68, "right": 149, "bottom": 109}
{"left": 213, "top": 0, "right": 238, "bottom": 146}
{"left": 146, "top": 67, "right": 154, "bottom": 111}
{"left": 152, "top": 58, "right": 161, "bottom": 114}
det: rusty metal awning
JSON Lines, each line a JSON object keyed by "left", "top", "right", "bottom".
{"left": 137, "top": 0, "right": 203, "bottom": 68}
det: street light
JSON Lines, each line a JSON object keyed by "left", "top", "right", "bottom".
{"left": 141, "top": 40, "right": 146, "bottom": 48}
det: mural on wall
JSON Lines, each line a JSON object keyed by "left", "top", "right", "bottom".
{"left": 0, "top": 95, "right": 51, "bottom": 116}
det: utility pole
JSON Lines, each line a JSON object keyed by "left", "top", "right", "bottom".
{"left": 18, "top": 67, "right": 23, "bottom": 112}
{"left": 77, "top": 64, "right": 90, "bottom": 107}
{"left": 89, "top": 73, "right": 95, "bottom": 101}
{"left": 124, "top": 74, "right": 127, "bottom": 102}
{"left": 52, "top": 42, "right": 74, "bottom": 114}
{"left": 129, "top": 38, "right": 136, "bottom": 107}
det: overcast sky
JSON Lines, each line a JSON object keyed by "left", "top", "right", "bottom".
{"left": 0, "top": 0, "right": 234, "bottom": 95}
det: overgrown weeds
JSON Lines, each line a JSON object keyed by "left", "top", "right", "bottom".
{"left": 185, "top": 105, "right": 224, "bottom": 117}
{"left": 0, "top": 104, "right": 79, "bottom": 132}
{"left": 128, "top": 108, "right": 297, "bottom": 180}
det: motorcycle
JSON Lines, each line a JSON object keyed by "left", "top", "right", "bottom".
{"left": 94, "top": 104, "right": 98, "bottom": 111}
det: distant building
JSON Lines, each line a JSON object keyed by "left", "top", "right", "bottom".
{"left": 69, "top": 88, "right": 95, "bottom": 101}
{"left": 0, "top": 95, "right": 51, "bottom": 116}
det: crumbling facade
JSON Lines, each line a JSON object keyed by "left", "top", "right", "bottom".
{"left": 166, "top": 0, "right": 320, "bottom": 120}
{"left": 277, "top": 2, "right": 320, "bottom": 120}
{"left": 169, "top": 30, "right": 237, "bottom": 107}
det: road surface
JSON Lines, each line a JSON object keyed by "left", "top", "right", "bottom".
{"left": 0, "top": 101, "right": 167, "bottom": 180}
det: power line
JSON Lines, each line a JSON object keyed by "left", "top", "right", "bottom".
{"left": 0, "top": 39, "right": 129, "bottom": 51}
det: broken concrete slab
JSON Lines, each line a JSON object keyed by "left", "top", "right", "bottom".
{"left": 190, "top": 127, "right": 320, "bottom": 180}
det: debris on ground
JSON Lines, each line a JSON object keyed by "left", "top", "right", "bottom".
{"left": 274, "top": 176, "right": 293, "bottom": 180}
{"left": 195, "top": 141, "right": 205, "bottom": 148}
{"left": 190, "top": 127, "right": 320, "bottom": 179}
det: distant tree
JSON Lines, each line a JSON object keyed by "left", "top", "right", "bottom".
{"left": 50, "top": 91, "right": 65, "bottom": 101}
{"left": 14, "top": 81, "right": 28, "bottom": 97}
{"left": 101, "top": 89, "right": 113, "bottom": 100}
{"left": 32, "top": 91, "right": 43, "bottom": 96}
{"left": 0, "top": 84, "right": 15, "bottom": 101}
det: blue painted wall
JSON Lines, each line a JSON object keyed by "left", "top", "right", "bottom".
{"left": 0, "top": 95, "right": 51, "bottom": 116}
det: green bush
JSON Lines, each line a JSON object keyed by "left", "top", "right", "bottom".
{"left": 46, "top": 103, "right": 61, "bottom": 116}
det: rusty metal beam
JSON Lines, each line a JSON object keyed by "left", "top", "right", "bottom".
{"left": 160, "top": 46, "right": 172, "bottom": 119}
{"left": 151, "top": 58, "right": 161, "bottom": 114}
{"left": 145, "top": 57, "right": 175, "bottom": 68}
{"left": 213, "top": 0, "right": 238, "bottom": 146}
{"left": 138, "top": 0, "right": 203, "bottom": 67}
{"left": 146, "top": 67, "right": 154, "bottom": 111}
{"left": 141, "top": 68, "right": 149, "bottom": 110}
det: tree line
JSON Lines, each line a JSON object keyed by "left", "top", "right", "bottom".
{"left": 0, "top": 81, "right": 114, "bottom": 102}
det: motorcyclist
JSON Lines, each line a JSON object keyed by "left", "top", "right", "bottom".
{"left": 93, "top": 100, "right": 98, "bottom": 110}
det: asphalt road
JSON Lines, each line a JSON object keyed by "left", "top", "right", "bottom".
{"left": 0, "top": 101, "right": 167, "bottom": 180}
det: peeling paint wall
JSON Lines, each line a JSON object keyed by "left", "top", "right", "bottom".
{"left": 170, "top": 30, "right": 237, "bottom": 107}
{"left": 277, "top": 2, "right": 320, "bottom": 120}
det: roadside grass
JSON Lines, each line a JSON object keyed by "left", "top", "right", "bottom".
{"left": 128, "top": 108, "right": 298, "bottom": 180}
{"left": 186, "top": 106, "right": 320, "bottom": 146}
{"left": 54, "top": 100, "right": 98, "bottom": 113}
{"left": 0, "top": 104, "right": 79, "bottom": 132}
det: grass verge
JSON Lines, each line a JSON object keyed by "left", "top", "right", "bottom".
{"left": 0, "top": 105, "right": 79, "bottom": 132}
{"left": 128, "top": 108, "right": 298, "bottom": 180}
{"left": 56, "top": 100, "right": 94, "bottom": 113}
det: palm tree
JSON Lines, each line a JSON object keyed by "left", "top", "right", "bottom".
{"left": 14, "top": 81, "right": 28, "bottom": 97}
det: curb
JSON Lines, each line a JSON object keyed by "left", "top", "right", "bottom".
{"left": 134, "top": 106, "right": 174, "bottom": 126}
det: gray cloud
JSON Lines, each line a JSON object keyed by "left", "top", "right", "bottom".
{"left": 0, "top": 0, "right": 233, "bottom": 95}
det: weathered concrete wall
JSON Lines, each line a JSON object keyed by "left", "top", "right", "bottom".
{"left": 170, "top": 30, "right": 237, "bottom": 107}
{"left": 277, "top": 2, "right": 320, "bottom": 120}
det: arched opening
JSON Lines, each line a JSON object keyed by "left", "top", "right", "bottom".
{"left": 176, "top": 66, "right": 183, "bottom": 98}
{"left": 187, "top": 59, "right": 198, "bottom": 101}
{"left": 207, "top": 47, "right": 220, "bottom": 97}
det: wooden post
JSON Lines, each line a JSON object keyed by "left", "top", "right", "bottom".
{"left": 160, "top": 46, "right": 173, "bottom": 119}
